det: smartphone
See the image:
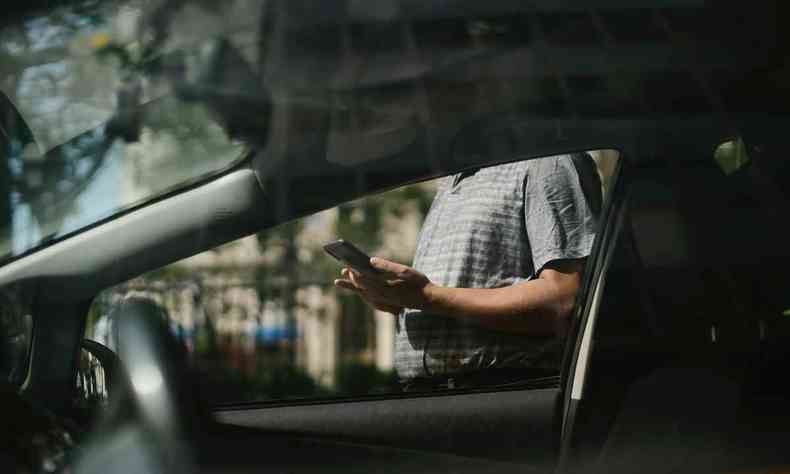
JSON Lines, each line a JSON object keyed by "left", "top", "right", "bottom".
{"left": 323, "top": 239, "right": 381, "bottom": 276}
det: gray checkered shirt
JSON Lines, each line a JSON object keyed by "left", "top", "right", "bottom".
{"left": 394, "top": 155, "right": 599, "bottom": 379}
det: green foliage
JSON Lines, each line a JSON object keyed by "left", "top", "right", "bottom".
{"left": 194, "top": 316, "right": 219, "bottom": 358}
{"left": 392, "top": 182, "right": 435, "bottom": 218}
{"left": 255, "top": 220, "right": 303, "bottom": 253}
{"left": 336, "top": 199, "right": 383, "bottom": 250}
{"left": 337, "top": 291, "right": 372, "bottom": 352}
{"left": 254, "top": 219, "right": 304, "bottom": 303}
{"left": 335, "top": 181, "right": 436, "bottom": 253}
{"left": 137, "top": 264, "right": 194, "bottom": 283}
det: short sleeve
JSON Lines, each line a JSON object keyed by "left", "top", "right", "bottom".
{"left": 523, "top": 155, "right": 599, "bottom": 276}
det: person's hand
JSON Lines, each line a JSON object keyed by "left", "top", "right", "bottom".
{"left": 334, "top": 258, "right": 436, "bottom": 314}
{"left": 337, "top": 267, "right": 403, "bottom": 316}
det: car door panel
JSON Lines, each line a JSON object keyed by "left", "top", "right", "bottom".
{"left": 201, "top": 424, "right": 543, "bottom": 474}
{"left": 216, "top": 386, "right": 559, "bottom": 468}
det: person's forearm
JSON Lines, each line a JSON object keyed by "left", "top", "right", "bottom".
{"left": 338, "top": 257, "right": 583, "bottom": 336}
{"left": 423, "top": 279, "right": 575, "bottom": 336}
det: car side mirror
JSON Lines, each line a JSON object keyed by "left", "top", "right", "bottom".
{"left": 74, "top": 339, "right": 120, "bottom": 412}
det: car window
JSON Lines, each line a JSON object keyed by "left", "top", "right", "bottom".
{"left": 0, "top": 0, "right": 257, "bottom": 262}
{"left": 84, "top": 151, "right": 618, "bottom": 405}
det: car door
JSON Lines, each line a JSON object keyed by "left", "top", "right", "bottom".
{"left": 5, "top": 1, "right": 784, "bottom": 472}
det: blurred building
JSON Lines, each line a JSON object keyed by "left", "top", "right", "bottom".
{"left": 98, "top": 200, "right": 415, "bottom": 392}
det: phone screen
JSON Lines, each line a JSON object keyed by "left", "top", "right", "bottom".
{"left": 323, "top": 239, "right": 381, "bottom": 276}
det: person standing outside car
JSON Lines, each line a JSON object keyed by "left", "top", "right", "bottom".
{"left": 335, "top": 153, "right": 602, "bottom": 389}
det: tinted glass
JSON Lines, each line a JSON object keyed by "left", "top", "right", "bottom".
{"left": 86, "top": 151, "right": 618, "bottom": 405}
{"left": 0, "top": 0, "right": 257, "bottom": 261}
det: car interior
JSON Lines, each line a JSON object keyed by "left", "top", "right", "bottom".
{"left": 566, "top": 145, "right": 790, "bottom": 474}
{"left": 1, "top": 1, "right": 789, "bottom": 473}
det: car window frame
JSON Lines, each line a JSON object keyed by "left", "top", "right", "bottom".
{"left": 558, "top": 155, "right": 628, "bottom": 451}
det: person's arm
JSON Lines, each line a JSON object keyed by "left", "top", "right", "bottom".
{"left": 421, "top": 259, "right": 583, "bottom": 336}
{"left": 335, "top": 155, "right": 599, "bottom": 336}
{"left": 335, "top": 256, "right": 584, "bottom": 337}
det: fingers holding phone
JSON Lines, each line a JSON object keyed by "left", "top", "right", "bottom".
{"left": 326, "top": 240, "right": 434, "bottom": 312}
{"left": 323, "top": 239, "right": 381, "bottom": 277}
{"left": 326, "top": 240, "right": 404, "bottom": 315}
{"left": 335, "top": 268, "right": 403, "bottom": 316}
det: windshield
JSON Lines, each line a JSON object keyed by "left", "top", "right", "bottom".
{"left": 0, "top": 1, "right": 263, "bottom": 262}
